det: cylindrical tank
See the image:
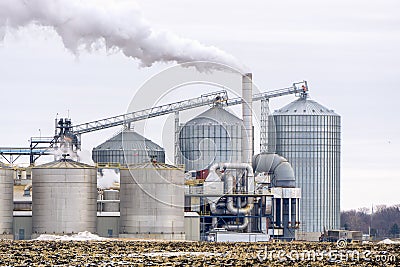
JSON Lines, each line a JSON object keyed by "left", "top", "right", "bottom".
{"left": 120, "top": 163, "right": 185, "bottom": 240}
{"left": 179, "top": 106, "right": 242, "bottom": 172}
{"left": 103, "top": 189, "right": 119, "bottom": 212}
{"left": 97, "top": 190, "right": 103, "bottom": 212}
{"left": 270, "top": 94, "right": 340, "bottom": 236}
{"left": 92, "top": 129, "right": 165, "bottom": 165}
{"left": 32, "top": 159, "right": 97, "bottom": 234}
{"left": 0, "top": 163, "right": 14, "bottom": 235}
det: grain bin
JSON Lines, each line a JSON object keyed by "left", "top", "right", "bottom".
{"left": 178, "top": 106, "right": 242, "bottom": 172}
{"left": 32, "top": 159, "right": 97, "bottom": 234}
{"left": 120, "top": 162, "right": 185, "bottom": 240}
{"left": 270, "top": 93, "right": 340, "bottom": 240}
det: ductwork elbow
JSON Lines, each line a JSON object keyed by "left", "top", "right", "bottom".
{"left": 226, "top": 197, "right": 254, "bottom": 215}
{"left": 274, "top": 161, "right": 295, "bottom": 187}
{"left": 252, "top": 152, "right": 296, "bottom": 187}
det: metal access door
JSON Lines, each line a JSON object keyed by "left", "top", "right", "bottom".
{"left": 18, "top": 229, "right": 25, "bottom": 240}
{"left": 108, "top": 229, "right": 113, "bottom": 238}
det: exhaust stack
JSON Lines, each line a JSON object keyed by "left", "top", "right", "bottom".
{"left": 241, "top": 73, "right": 253, "bottom": 165}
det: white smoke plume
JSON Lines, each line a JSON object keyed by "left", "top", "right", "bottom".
{"left": 0, "top": 0, "right": 245, "bottom": 71}
{"left": 97, "top": 168, "right": 120, "bottom": 189}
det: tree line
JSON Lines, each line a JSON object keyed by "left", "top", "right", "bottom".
{"left": 341, "top": 204, "right": 400, "bottom": 238}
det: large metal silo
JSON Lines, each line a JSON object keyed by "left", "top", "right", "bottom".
{"left": 32, "top": 159, "right": 97, "bottom": 235}
{"left": 120, "top": 163, "right": 185, "bottom": 240}
{"left": 92, "top": 129, "right": 165, "bottom": 165}
{"left": 0, "top": 163, "right": 13, "bottom": 236}
{"left": 270, "top": 93, "right": 340, "bottom": 240}
{"left": 178, "top": 106, "right": 242, "bottom": 172}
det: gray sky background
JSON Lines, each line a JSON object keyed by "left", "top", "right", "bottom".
{"left": 0, "top": 0, "right": 399, "bottom": 211}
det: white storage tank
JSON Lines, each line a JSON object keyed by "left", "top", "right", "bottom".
{"left": 32, "top": 159, "right": 97, "bottom": 234}
{"left": 0, "top": 163, "right": 13, "bottom": 236}
{"left": 120, "top": 162, "right": 185, "bottom": 240}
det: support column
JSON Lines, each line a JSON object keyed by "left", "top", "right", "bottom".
{"left": 296, "top": 198, "right": 300, "bottom": 227}
{"left": 280, "top": 198, "right": 283, "bottom": 228}
{"left": 288, "top": 198, "right": 292, "bottom": 227}
{"left": 274, "top": 198, "right": 277, "bottom": 227}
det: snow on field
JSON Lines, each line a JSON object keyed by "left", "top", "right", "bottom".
{"left": 378, "top": 238, "right": 400, "bottom": 244}
{"left": 34, "top": 231, "right": 107, "bottom": 241}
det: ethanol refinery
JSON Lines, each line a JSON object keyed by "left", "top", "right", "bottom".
{"left": 0, "top": 73, "right": 341, "bottom": 242}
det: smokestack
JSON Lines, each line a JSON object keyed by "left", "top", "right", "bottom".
{"left": 241, "top": 73, "right": 253, "bottom": 165}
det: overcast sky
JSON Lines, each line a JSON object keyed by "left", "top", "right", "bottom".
{"left": 0, "top": 0, "right": 399, "bottom": 211}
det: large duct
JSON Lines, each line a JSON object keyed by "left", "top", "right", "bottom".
{"left": 242, "top": 73, "right": 253, "bottom": 165}
{"left": 252, "top": 153, "right": 296, "bottom": 188}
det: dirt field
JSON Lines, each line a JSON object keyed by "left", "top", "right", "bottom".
{"left": 0, "top": 240, "right": 399, "bottom": 266}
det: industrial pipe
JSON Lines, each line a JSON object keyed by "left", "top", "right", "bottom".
{"left": 225, "top": 174, "right": 253, "bottom": 214}
{"left": 208, "top": 163, "right": 255, "bottom": 231}
{"left": 23, "top": 184, "right": 32, "bottom": 197}
{"left": 224, "top": 217, "right": 249, "bottom": 231}
{"left": 209, "top": 162, "right": 254, "bottom": 193}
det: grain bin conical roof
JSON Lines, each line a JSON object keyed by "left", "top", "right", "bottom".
{"left": 34, "top": 159, "right": 94, "bottom": 169}
{"left": 94, "top": 129, "right": 164, "bottom": 151}
{"left": 186, "top": 106, "right": 242, "bottom": 125}
{"left": 274, "top": 96, "right": 338, "bottom": 116}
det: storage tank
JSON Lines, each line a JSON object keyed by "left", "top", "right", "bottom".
{"left": 0, "top": 163, "right": 13, "bottom": 236}
{"left": 92, "top": 129, "right": 165, "bottom": 165}
{"left": 270, "top": 93, "right": 340, "bottom": 240}
{"left": 178, "top": 106, "right": 242, "bottom": 171}
{"left": 32, "top": 159, "right": 97, "bottom": 234}
{"left": 120, "top": 162, "right": 185, "bottom": 240}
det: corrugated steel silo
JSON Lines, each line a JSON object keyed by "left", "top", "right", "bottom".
{"left": 270, "top": 93, "right": 340, "bottom": 239}
{"left": 0, "top": 163, "right": 13, "bottom": 235}
{"left": 120, "top": 163, "right": 185, "bottom": 240}
{"left": 92, "top": 129, "right": 165, "bottom": 165}
{"left": 32, "top": 159, "right": 97, "bottom": 234}
{"left": 179, "top": 106, "right": 242, "bottom": 171}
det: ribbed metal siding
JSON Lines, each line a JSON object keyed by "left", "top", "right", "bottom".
{"left": 0, "top": 167, "right": 14, "bottom": 234}
{"left": 93, "top": 149, "right": 165, "bottom": 165}
{"left": 179, "top": 123, "right": 241, "bottom": 171}
{"left": 32, "top": 163, "right": 97, "bottom": 234}
{"left": 120, "top": 164, "right": 184, "bottom": 239}
{"left": 270, "top": 112, "right": 340, "bottom": 233}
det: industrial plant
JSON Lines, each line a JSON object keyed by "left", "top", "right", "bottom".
{"left": 0, "top": 73, "right": 340, "bottom": 242}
